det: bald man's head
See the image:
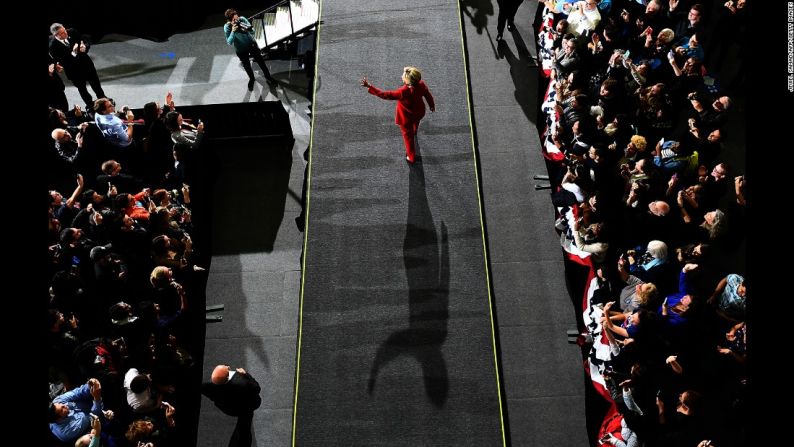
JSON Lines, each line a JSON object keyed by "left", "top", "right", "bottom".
{"left": 51, "top": 128, "right": 70, "bottom": 143}
{"left": 211, "top": 365, "right": 231, "bottom": 384}
{"left": 648, "top": 200, "right": 670, "bottom": 217}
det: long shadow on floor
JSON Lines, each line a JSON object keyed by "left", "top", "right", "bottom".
{"left": 461, "top": 0, "right": 495, "bottom": 35}
{"left": 368, "top": 161, "right": 450, "bottom": 407}
{"left": 497, "top": 29, "right": 539, "bottom": 126}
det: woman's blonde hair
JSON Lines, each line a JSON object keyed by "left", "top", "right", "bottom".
{"left": 630, "top": 135, "right": 647, "bottom": 152}
{"left": 150, "top": 265, "right": 171, "bottom": 287}
{"left": 403, "top": 66, "right": 422, "bottom": 86}
{"left": 635, "top": 283, "right": 658, "bottom": 305}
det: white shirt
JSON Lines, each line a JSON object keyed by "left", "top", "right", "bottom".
{"left": 124, "top": 368, "right": 159, "bottom": 413}
{"left": 55, "top": 36, "right": 78, "bottom": 57}
{"left": 567, "top": 3, "right": 601, "bottom": 36}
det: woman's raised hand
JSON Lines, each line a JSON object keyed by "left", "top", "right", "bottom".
{"left": 360, "top": 77, "right": 370, "bottom": 88}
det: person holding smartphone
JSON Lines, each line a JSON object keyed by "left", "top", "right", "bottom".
{"left": 599, "top": 416, "right": 640, "bottom": 446}
{"left": 566, "top": 0, "right": 602, "bottom": 37}
{"left": 165, "top": 111, "right": 205, "bottom": 150}
{"left": 73, "top": 413, "right": 102, "bottom": 447}
{"left": 49, "top": 378, "right": 109, "bottom": 443}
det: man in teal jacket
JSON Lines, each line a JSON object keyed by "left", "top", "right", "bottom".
{"left": 224, "top": 8, "right": 276, "bottom": 90}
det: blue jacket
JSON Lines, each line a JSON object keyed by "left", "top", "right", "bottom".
{"left": 50, "top": 383, "right": 104, "bottom": 442}
{"left": 224, "top": 17, "right": 257, "bottom": 53}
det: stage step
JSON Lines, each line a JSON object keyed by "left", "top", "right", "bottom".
{"left": 251, "top": 0, "right": 320, "bottom": 50}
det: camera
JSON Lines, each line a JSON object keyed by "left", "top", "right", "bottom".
{"left": 567, "top": 158, "right": 584, "bottom": 176}
{"left": 687, "top": 92, "right": 699, "bottom": 101}
{"left": 637, "top": 250, "right": 654, "bottom": 264}
{"left": 234, "top": 18, "right": 252, "bottom": 32}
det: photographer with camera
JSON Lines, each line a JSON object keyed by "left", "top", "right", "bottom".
{"left": 224, "top": 8, "right": 275, "bottom": 91}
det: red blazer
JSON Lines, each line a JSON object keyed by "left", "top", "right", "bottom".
{"left": 368, "top": 80, "right": 435, "bottom": 127}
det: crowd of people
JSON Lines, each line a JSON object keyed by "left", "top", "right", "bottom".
{"left": 45, "top": 0, "right": 749, "bottom": 444}
{"left": 533, "top": 1, "right": 746, "bottom": 446}
{"left": 47, "top": 20, "right": 212, "bottom": 445}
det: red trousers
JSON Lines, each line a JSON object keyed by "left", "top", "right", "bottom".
{"left": 400, "top": 121, "right": 419, "bottom": 161}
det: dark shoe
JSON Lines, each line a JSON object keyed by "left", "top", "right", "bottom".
{"left": 507, "top": 22, "right": 515, "bottom": 31}
{"left": 496, "top": 33, "right": 503, "bottom": 41}
{"left": 247, "top": 79, "right": 255, "bottom": 91}
{"left": 295, "top": 215, "right": 304, "bottom": 232}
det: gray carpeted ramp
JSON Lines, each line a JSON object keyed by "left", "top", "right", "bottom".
{"left": 293, "top": 0, "right": 505, "bottom": 445}
{"left": 460, "top": 1, "right": 589, "bottom": 445}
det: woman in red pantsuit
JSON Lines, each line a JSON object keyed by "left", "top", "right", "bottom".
{"left": 361, "top": 66, "right": 435, "bottom": 164}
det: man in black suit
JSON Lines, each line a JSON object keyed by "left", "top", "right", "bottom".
{"left": 49, "top": 23, "right": 106, "bottom": 111}
{"left": 202, "top": 364, "right": 262, "bottom": 447}
{"left": 495, "top": 0, "right": 525, "bottom": 41}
